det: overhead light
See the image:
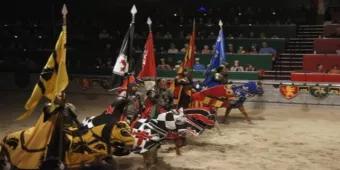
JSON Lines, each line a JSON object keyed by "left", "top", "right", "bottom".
{"left": 238, "top": 12, "right": 242, "bottom": 16}
{"left": 173, "top": 13, "right": 177, "bottom": 17}
{"left": 38, "top": 35, "right": 42, "bottom": 39}
{"left": 272, "top": 11, "right": 276, "bottom": 15}
{"left": 14, "top": 35, "right": 18, "bottom": 39}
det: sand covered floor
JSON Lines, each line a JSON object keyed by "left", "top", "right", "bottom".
{"left": 1, "top": 91, "right": 340, "bottom": 170}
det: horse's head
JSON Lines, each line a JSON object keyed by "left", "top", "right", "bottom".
{"left": 110, "top": 121, "right": 135, "bottom": 156}
{"left": 183, "top": 108, "right": 216, "bottom": 129}
{"left": 174, "top": 108, "right": 215, "bottom": 136}
{"left": 239, "top": 81, "right": 264, "bottom": 97}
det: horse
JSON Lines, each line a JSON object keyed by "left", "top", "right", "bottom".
{"left": 131, "top": 108, "right": 215, "bottom": 169}
{"left": 191, "top": 81, "right": 264, "bottom": 124}
{"left": 0, "top": 116, "right": 134, "bottom": 169}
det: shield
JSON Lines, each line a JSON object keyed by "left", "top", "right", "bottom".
{"left": 298, "top": 86, "right": 310, "bottom": 94}
{"left": 329, "top": 87, "right": 340, "bottom": 96}
{"left": 310, "top": 86, "right": 329, "bottom": 98}
{"left": 279, "top": 85, "right": 299, "bottom": 100}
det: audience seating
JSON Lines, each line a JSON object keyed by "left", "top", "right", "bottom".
{"left": 292, "top": 54, "right": 340, "bottom": 82}
{"left": 291, "top": 72, "right": 340, "bottom": 82}
{"left": 313, "top": 38, "right": 340, "bottom": 54}
{"left": 157, "top": 70, "right": 259, "bottom": 80}
{"left": 323, "top": 24, "right": 340, "bottom": 37}
{"left": 158, "top": 53, "right": 272, "bottom": 70}
{"left": 302, "top": 54, "right": 340, "bottom": 71}
{"left": 144, "top": 38, "right": 286, "bottom": 53}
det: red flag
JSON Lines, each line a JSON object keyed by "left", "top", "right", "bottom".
{"left": 138, "top": 31, "right": 156, "bottom": 79}
{"left": 178, "top": 20, "right": 196, "bottom": 73}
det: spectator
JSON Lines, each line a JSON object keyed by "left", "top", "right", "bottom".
{"left": 197, "top": 31, "right": 205, "bottom": 39}
{"left": 174, "top": 60, "right": 182, "bottom": 71}
{"left": 201, "top": 45, "right": 211, "bottom": 54}
{"left": 244, "top": 64, "right": 256, "bottom": 71}
{"left": 98, "top": 29, "right": 110, "bottom": 39}
{"left": 95, "top": 57, "right": 104, "bottom": 70}
{"left": 237, "top": 46, "right": 246, "bottom": 54}
{"left": 207, "top": 32, "right": 215, "bottom": 39}
{"left": 260, "top": 32, "right": 266, "bottom": 39}
{"left": 180, "top": 43, "right": 188, "bottom": 53}
{"left": 158, "top": 58, "right": 172, "bottom": 70}
{"left": 271, "top": 35, "right": 279, "bottom": 39}
{"left": 316, "top": 64, "right": 325, "bottom": 73}
{"left": 155, "top": 32, "right": 162, "bottom": 39}
{"left": 259, "top": 42, "right": 277, "bottom": 56}
{"left": 230, "top": 60, "right": 244, "bottom": 71}
{"left": 212, "top": 44, "right": 216, "bottom": 52}
{"left": 260, "top": 42, "right": 277, "bottom": 63}
{"left": 179, "top": 31, "right": 184, "bottom": 39}
{"left": 249, "top": 32, "right": 255, "bottom": 38}
{"left": 164, "top": 32, "right": 173, "bottom": 39}
{"left": 336, "top": 48, "right": 340, "bottom": 54}
{"left": 249, "top": 45, "right": 258, "bottom": 54}
{"left": 168, "top": 43, "right": 179, "bottom": 53}
{"left": 227, "top": 44, "right": 235, "bottom": 54}
{"left": 159, "top": 46, "right": 167, "bottom": 53}
{"left": 193, "top": 58, "right": 206, "bottom": 72}
{"left": 328, "top": 65, "right": 340, "bottom": 74}
{"left": 227, "top": 33, "right": 234, "bottom": 39}
{"left": 185, "top": 33, "right": 191, "bottom": 39}
{"left": 206, "top": 18, "right": 213, "bottom": 27}
{"left": 105, "top": 57, "right": 113, "bottom": 69}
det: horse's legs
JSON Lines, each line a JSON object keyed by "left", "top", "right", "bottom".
{"left": 0, "top": 147, "right": 11, "bottom": 170}
{"left": 238, "top": 105, "right": 253, "bottom": 124}
{"left": 175, "top": 137, "right": 186, "bottom": 156}
{"left": 142, "top": 147, "right": 159, "bottom": 170}
{"left": 223, "top": 108, "right": 232, "bottom": 124}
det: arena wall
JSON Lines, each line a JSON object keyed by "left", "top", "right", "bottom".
{"left": 1, "top": 73, "right": 340, "bottom": 106}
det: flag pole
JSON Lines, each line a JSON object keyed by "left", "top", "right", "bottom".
{"left": 123, "top": 5, "right": 137, "bottom": 99}
{"left": 58, "top": 4, "right": 67, "bottom": 165}
{"left": 128, "top": 5, "right": 137, "bottom": 75}
{"left": 147, "top": 17, "right": 152, "bottom": 32}
{"left": 146, "top": 17, "right": 153, "bottom": 81}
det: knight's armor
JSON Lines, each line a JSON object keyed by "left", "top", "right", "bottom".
{"left": 213, "top": 72, "right": 227, "bottom": 84}
{"left": 43, "top": 102, "right": 81, "bottom": 128}
{"left": 174, "top": 75, "right": 193, "bottom": 109}
{"left": 155, "top": 87, "right": 173, "bottom": 110}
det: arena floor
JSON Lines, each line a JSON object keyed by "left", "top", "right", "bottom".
{"left": 1, "top": 91, "right": 340, "bottom": 170}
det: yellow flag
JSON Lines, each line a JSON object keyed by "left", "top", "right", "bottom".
{"left": 18, "top": 26, "right": 68, "bottom": 120}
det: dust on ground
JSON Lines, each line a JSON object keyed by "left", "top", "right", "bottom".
{"left": 1, "top": 91, "right": 340, "bottom": 170}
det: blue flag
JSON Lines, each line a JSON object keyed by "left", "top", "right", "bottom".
{"left": 203, "top": 27, "right": 226, "bottom": 87}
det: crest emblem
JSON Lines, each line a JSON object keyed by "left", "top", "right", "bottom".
{"left": 329, "top": 87, "right": 340, "bottom": 96}
{"left": 279, "top": 85, "right": 299, "bottom": 100}
{"left": 310, "top": 86, "right": 329, "bottom": 98}
{"left": 298, "top": 86, "right": 310, "bottom": 93}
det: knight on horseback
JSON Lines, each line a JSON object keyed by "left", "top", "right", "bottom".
{"left": 205, "top": 64, "right": 229, "bottom": 88}
{"left": 174, "top": 69, "right": 194, "bottom": 109}
{"left": 142, "top": 78, "right": 173, "bottom": 119}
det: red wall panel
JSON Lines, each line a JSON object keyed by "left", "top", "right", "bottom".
{"left": 303, "top": 54, "right": 340, "bottom": 71}
{"left": 313, "top": 38, "right": 340, "bottom": 54}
